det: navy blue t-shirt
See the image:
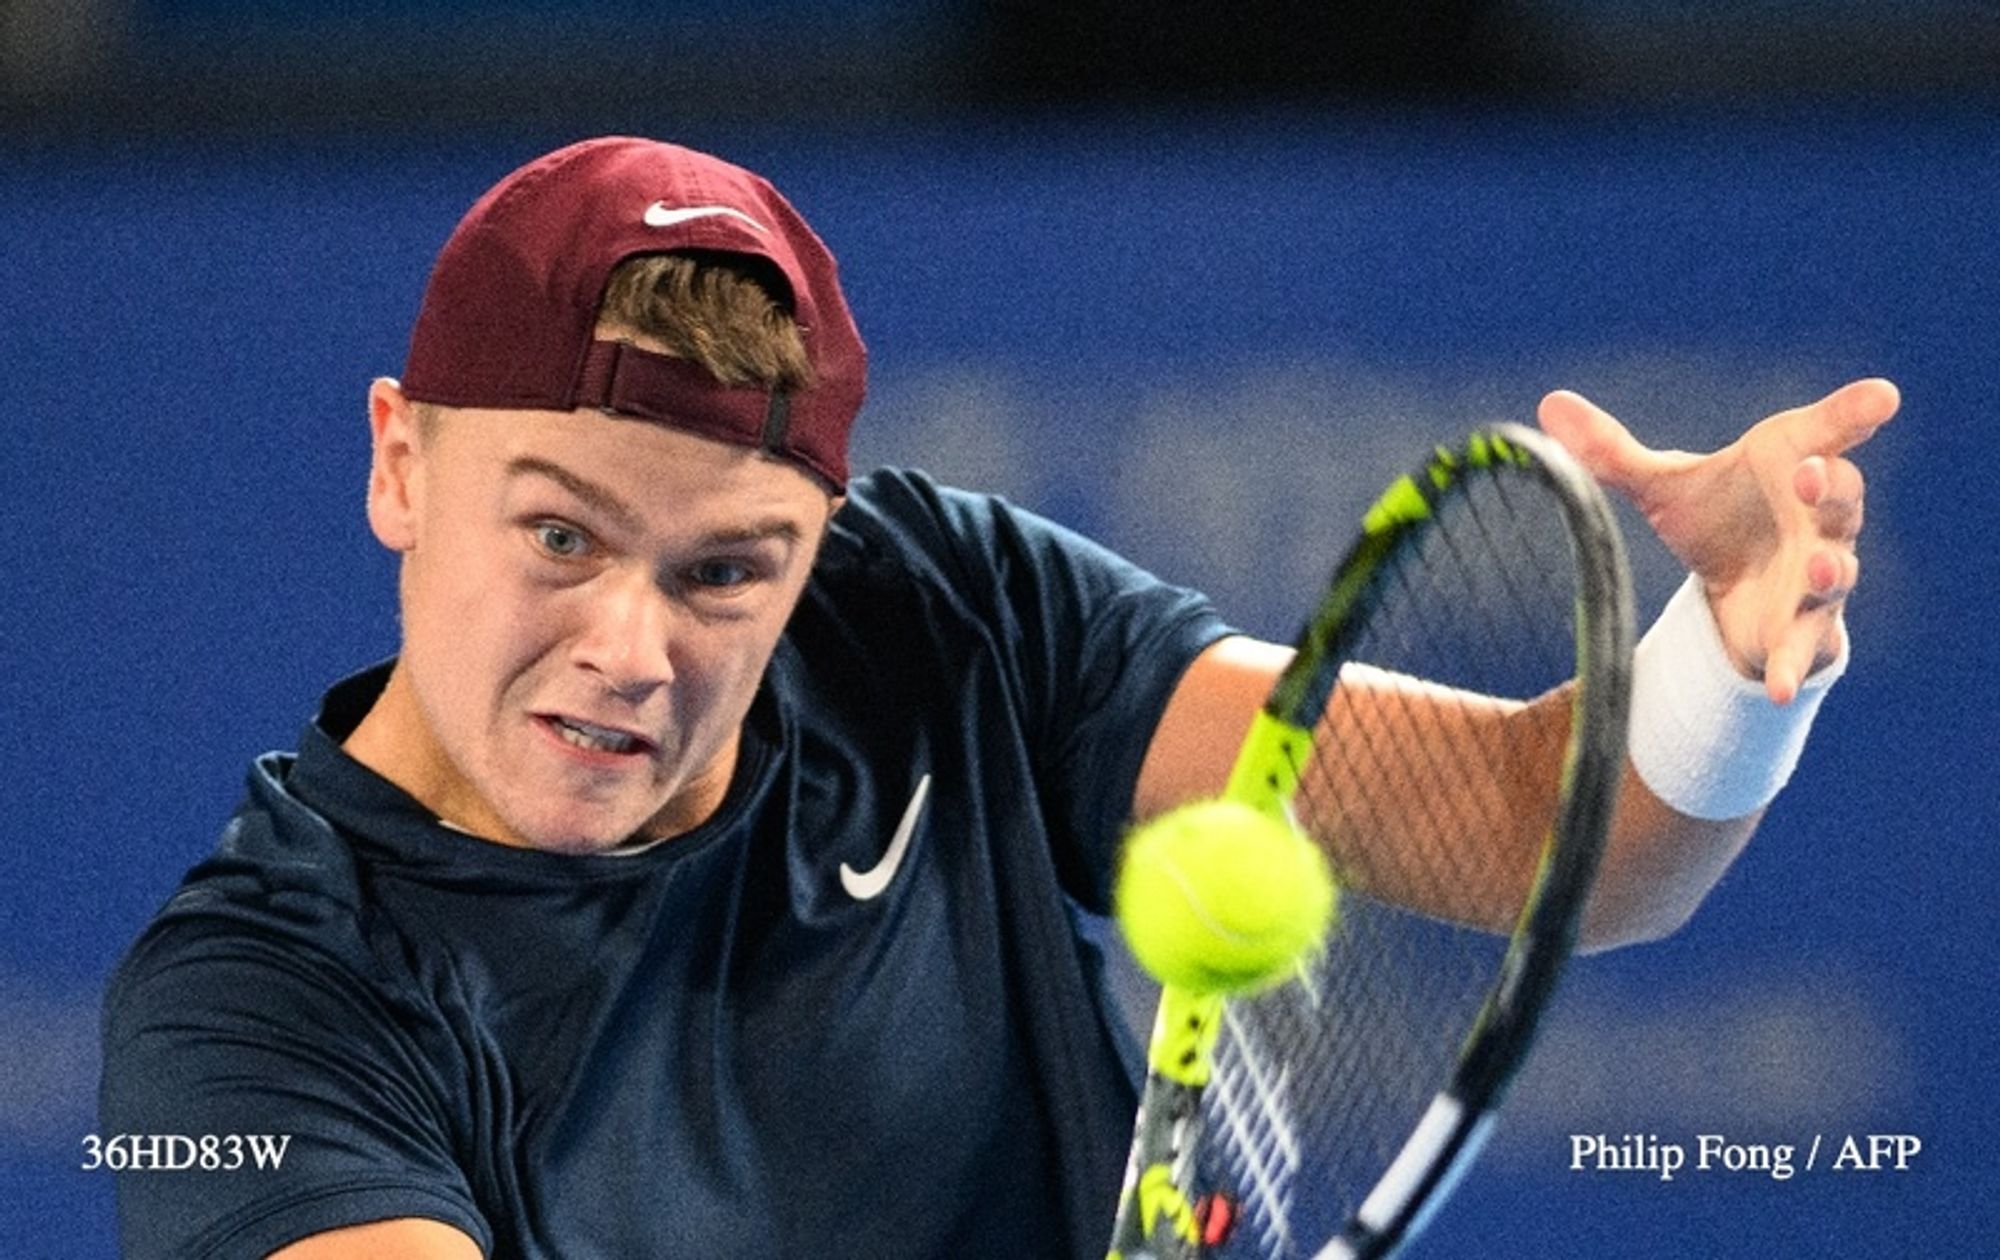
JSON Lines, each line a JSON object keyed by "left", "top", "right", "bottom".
{"left": 101, "top": 469, "right": 1231, "bottom": 1259}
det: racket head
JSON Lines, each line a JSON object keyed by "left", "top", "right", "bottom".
{"left": 1111, "top": 424, "right": 1633, "bottom": 1260}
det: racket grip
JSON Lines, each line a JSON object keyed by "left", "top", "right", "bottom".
{"left": 1108, "top": 990, "right": 1223, "bottom": 1259}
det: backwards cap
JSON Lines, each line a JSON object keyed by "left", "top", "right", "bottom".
{"left": 401, "top": 137, "right": 866, "bottom": 489}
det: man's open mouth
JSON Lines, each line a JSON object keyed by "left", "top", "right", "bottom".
{"left": 546, "top": 716, "right": 648, "bottom": 756}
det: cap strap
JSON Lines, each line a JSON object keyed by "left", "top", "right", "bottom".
{"left": 575, "top": 339, "right": 774, "bottom": 448}
{"left": 760, "top": 391, "right": 793, "bottom": 453}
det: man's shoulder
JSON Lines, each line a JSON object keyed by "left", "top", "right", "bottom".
{"left": 800, "top": 468, "right": 997, "bottom": 639}
{"left": 816, "top": 466, "right": 1141, "bottom": 611}
{"left": 821, "top": 466, "right": 987, "bottom": 573}
{"left": 104, "top": 763, "right": 377, "bottom": 1024}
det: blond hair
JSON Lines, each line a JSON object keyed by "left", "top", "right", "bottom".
{"left": 596, "top": 251, "right": 815, "bottom": 391}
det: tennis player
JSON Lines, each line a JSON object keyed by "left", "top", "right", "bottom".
{"left": 99, "top": 137, "right": 1895, "bottom": 1258}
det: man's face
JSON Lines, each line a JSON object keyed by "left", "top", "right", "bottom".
{"left": 360, "top": 381, "right": 835, "bottom": 854}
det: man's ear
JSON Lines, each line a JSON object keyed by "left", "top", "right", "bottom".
{"left": 366, "top": 378, "right": 425, "bottom": 552}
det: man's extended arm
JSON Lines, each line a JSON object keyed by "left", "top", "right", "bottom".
{"left": 1133, "top": 379, "right": 1896, "bottom": 950}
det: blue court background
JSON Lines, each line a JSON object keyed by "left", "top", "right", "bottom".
{"left": 3, "top": 108, "right": 1994, "bottom": 1255}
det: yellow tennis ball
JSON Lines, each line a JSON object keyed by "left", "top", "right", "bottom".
{"left": 1114, "top": 799, "right": 1337, "bottom": 994}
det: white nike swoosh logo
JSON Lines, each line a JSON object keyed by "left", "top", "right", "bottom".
{"left": 840, "top": 774, "right": 931, "bottom": 901}
{"left": 642, "top": 202, "right": 769, "bottom": 233}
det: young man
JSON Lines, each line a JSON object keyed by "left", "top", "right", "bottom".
{"left": 100, "top": 137, "right": 1894, "bottom": 1258}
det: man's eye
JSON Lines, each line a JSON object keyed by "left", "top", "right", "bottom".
{"left": 689, "top": 559, "right": 754, "bottom": 589}
{"left": 534, "top": 523, "right": 589, "bottom": 558}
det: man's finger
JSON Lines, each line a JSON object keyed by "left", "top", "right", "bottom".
{"left": 1536, "top": 389, "right": 1660, "bottom": 491}
{"left": 1763, "top": 559, "right": 1854, "bottom": 702}
{"left": 1824, "top": 462, "right": 1864, "bottom": 544}
{"left": 1798, "top": 455, "right": 1866, "bottom": 541}
{"left": 1764, "top": 614, "right": 1828, "bottom": 706}
{"left": 1802, "top": 547, "right": 1858, "bottom": 607}
{"left": 1783, "top": 377, "right": 1899, "bottom": 456}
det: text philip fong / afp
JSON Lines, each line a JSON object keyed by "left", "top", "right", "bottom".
{"left": 1567, "top": 1132, "right": 1921, "bottom": 1181}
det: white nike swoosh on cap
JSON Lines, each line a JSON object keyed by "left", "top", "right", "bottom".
{"left": 642, "top": 202, "right": 769, "bottom": 233}
{"left": 840, "top": 774, "right": 932, "bottom": 902}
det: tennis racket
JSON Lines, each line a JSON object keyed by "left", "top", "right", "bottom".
{"left": 1106, "top": 423, "right": 1634, "bottom": 1259}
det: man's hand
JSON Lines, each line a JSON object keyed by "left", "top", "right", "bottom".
{"left": 1537, "top": 378, "right": 1899, "bottom": 705}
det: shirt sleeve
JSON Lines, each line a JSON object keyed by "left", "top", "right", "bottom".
{"left": 854, "top": 471, "right": 1235, "bottom": 914}
{"left": 100, "top": 888, "right": 491, "bottom": 1259}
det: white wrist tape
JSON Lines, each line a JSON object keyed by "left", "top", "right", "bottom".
{"left": 1628, "top": 574, "right": 1848, "bottom": 820}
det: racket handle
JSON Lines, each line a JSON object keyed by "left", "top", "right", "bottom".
{"left": 1108, "top": 990, "right": 1223, "bottom": 1258}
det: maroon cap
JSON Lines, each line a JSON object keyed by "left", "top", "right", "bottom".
{"left": 401, "top": 137, "right": 866, "bottom": 489}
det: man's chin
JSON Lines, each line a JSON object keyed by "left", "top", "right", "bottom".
{"left": 522, "top": 834, "right": 628, "bottom": 856}
{"left": 496, "top": 804, "right": 655, "bottom": 856}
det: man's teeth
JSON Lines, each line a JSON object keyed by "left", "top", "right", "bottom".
{"left": 554, "top": 718, "right": 639, "bottom": 754}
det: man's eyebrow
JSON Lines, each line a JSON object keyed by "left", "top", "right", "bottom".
{"left": 701, "top": 519, "right": 802, "bottom": 547}
{"left": 505, "top": 457, "right": 644, "bottom": 536}
{"left": 504, "top": 456, "right": 804, "bottom": 547}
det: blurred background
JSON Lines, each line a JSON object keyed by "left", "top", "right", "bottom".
{"left": 4, "top": 1, "right": 1995, "bottom": 1255}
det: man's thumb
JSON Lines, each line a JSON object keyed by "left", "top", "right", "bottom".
{"left": 1536, "top": 390, "right": 1648, "bottom": 492}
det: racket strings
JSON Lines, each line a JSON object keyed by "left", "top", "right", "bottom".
{"left": 1200, "top": 469, "right": 1582, "bottom": 1258}
{"left": 1323, "top": 481, "right": 1567, "bottom": 924}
